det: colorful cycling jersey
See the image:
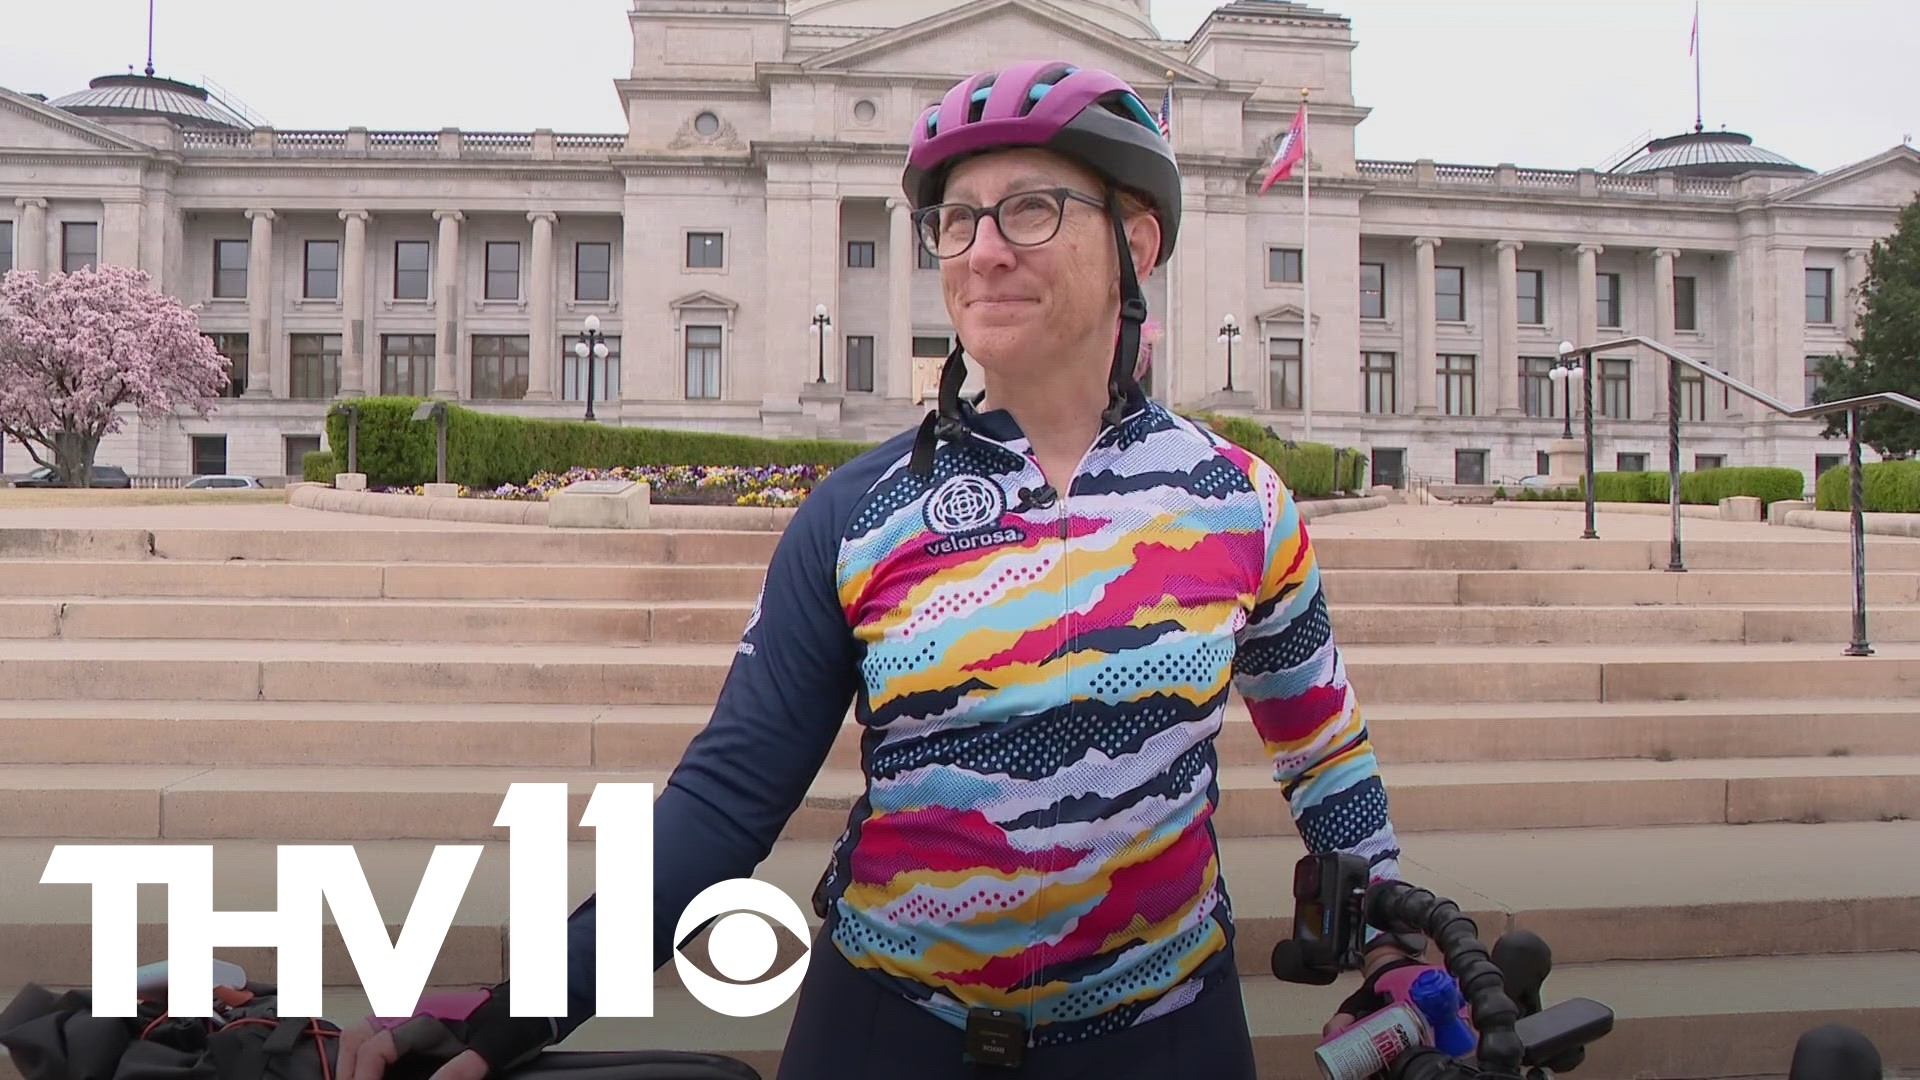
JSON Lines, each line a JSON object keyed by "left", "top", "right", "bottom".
{"left": 552, "top": 396, "right": 1403, "bottom": 1049}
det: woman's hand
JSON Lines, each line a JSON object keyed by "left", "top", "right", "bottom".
{"left": 336, "top": 1021, "right": 490, "bottom": 1080}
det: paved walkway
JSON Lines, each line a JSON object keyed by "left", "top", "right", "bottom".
{"left": 1310, "top": 503, "right": 1920, "bottom": 545}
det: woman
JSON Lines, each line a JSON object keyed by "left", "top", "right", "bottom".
{"left": 341, "top": 61, "right": 1420, "bottom": 1080}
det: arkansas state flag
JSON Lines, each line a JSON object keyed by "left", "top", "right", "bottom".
{"left": 1260, "top": 104, "right": 1307, "bottom": 194}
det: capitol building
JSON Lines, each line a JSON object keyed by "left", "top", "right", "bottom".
{"left": 3, "top": 0, "right": 1917, "bottom": 487}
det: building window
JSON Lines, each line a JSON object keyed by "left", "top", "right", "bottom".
{"left": 1680, "top": 367, "right": 1707, "bottom": 421}
{"left": 561, "top": 334, "right": 620, "bottom": 403}
{"left": 62, "top": 222, "right": 98, "bottom": 272}
{"left": 284, "top": 435, "right": 322, "bottom": 478}
{"left": 1597, "top": 272, "right": 1622, "bottom": 328}
{"left": 1362, "top": 351, "right": 1396, "bottom": 414}
{"left": 1536, "top": 450, "right": 1551, "bottom": 475}
{"left": 289, "top": 334, "right": 342, "bottom": 399}
{"left": 1816, "top": 454, "right": 1845, "bottom": 481}
{"left": 913, "top": 335, "right": 950, "bottom": 357}
{"left": 1438, "top": 354, "right": 1475, "bottom": 416}
{"left": 471, "top": 334, "right": 530, "bottom": 399}
{"left": 575, "top": 242, "right": 611, "bottom": 302}
{"left": 190, "top": 435, "right": 227, "bottom": 476}
{"left": 1695, "top": 454, "right": 1725, "bottom": 471}
{"left": 213, "top": 239, "right": 248, "bottom": 298}
{"left": 686, "top": 325, "right": 723, "bottom": 398}
{"left": 1268, "top": 337, "right": 1302, "bottom": 410}
{"left": 1805, "top": 355, "right": 1827, "bottom": 405}
{"left": 1600, "top": 357, "right": 1631, "bottom": 417}
{"left": 485, "top": 242, "right": 520, "bottom": 301}
{"left": 847, "top": 241, "right": 876, "bottom": 269}
{"left": 1454, "top": 449, "right": 1488, "bottom": 486}
{"left": 1674, "top": 275, "right": 1697, "bottom": 331}
{"left": 1268, "top": 247, "right": 1302, "bottom": 284}
{"left": 917, "top": 245, "right": 938, "bottom": 271}
{"left": 1436, "top": 267, "right": 1465, "bottom": 322}
{"left": 1359, "top": 262, "right": 1385, "bottom": 319}
{"left": 1617, "top": 452, "right": 1649, "bottom": 473}
{"left": 394, "top": 241, "right": 430, "bottom": 299}
{"left": 687, "top": 232, "right": 724, "bottom": 269}
{"left": 302, "top": 240, "right": 339, "bottom": 300}
{"left": 845, "top": 335, "right": 875, "bottom": 392}
{"left": 206, "top": 333, "right": 248, "bottom": 398}
{"left": 1806, "top": 268, "right": 1833, "bottom": 324}
{"left": 1521, "top": 356, "right": 1555, "bottom": 417}
{"left": 381, "top": 334, "right": 434, "bottom": 396}
{"left": 1371, "top": 448, "right": 1406, "bottom": 489}
{"left": 1517, "top": 270, "right": 1543, "bottom": 325}
{"left": 0, "top": 221, "right": 12, "bottom": 275}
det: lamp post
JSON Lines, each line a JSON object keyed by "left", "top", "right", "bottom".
{"left": 1217, "top": 314, "right": 1241, "bottom": 392}
{"left": 1548, "top": 341, "right": 1583, "bottom": 440}
{"left": 810, "top": 304, "right": 832, "bottom": 383}
{"left": 573, "top": 314, "right": 609, "bottom": 421}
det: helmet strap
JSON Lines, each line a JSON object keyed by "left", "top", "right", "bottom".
{"left": 910, "top": 341, "right": 973, "bottom": 478}
{"left": 1105, "top": 192, "right": 1149, "bottom": 429}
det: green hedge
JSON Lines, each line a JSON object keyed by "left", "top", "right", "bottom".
{"left": 1815, "top": 459, "right": 1920, "bottom": 512}
{"left": 1185, "top": 413, "right": 1366, "bottom": 499}
{"left": 321, "top": 397, "right": 875, "bottom": 489}
{"left": 1580, "top": 466, "right": 1805, "bottom": 506}
{"left": 302, "top": 450, "right": 337, "bottom": 483}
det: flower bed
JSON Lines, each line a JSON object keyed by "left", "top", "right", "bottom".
{"left": 371, "top": 464, "right": 824, "bottom": 508}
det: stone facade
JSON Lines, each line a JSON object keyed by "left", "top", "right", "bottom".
{"left": 3, "top": 0, "right": 1918, "bottom": 486}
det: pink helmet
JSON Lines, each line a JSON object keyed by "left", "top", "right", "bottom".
{"left": 903, "top": 61, "right": 1181, "bottom": 266}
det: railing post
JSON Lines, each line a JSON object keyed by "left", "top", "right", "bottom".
{"left": 1582, "top": 349, "right": 1598, "bottom": 540}
{"left": 1846, "top": 407, "right": 1872, "bottom": 657}
{"left": 1667, "top": 355, "right": 1685, "bottom": 572}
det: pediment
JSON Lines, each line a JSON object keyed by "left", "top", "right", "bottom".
{"left": 800, "top": 0, "right": 1216, "bottom": 91}
{"left": 1254, "top": 303, "right": 1319, "bottom": 327}
{"left": 0, "top": 88, "right": 156, "bottom": 154}
{"left": 1769, "top": 147, "right": 1920, "bottom": 208}
{"left": 670, "top": 290, "right": 739, "bottom": 312}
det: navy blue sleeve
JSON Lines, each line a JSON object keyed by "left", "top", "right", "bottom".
{"left": 543, "top": 452, "right": 886, "bottom": 1041}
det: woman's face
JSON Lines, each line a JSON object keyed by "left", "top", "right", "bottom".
{"left": 933, "top": 148, "right": 1159, "bottom": 378}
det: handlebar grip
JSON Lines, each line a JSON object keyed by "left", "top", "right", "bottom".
{"left": 1490, "top": 930, "right": 1552, "bottom": 1017}
{"left": 1787, "top": 1024, "right": 1882, "bottom": 1080}
{"left": 1270, "top": 938, "right": 1339, "bottom": 986}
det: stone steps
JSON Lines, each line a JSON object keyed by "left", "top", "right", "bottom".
{"left": 4, "top": 754, "right": 1915, "bottom": 843}
{"left": 6, "top": 639, "right": 1918, "bottom": 704}
{"left": 0, "top": 698, "right": 1913, "bottom": 769}
{"left": 5, "top": 822, "right": 1916, "bottom": 988}
{"left": 4, "top": 598, "right": 1920, "bottom": 645}
{"left": 4, "top": 954, "right": 1917, "bottom": 1080}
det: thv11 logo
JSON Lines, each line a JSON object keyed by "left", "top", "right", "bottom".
{"left": 39, "top": 783, "right": 812, "bottom": 1021}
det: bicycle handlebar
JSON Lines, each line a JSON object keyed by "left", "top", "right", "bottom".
{"left": 1363, "top": 879, "right": 1526, "bottom": 1080}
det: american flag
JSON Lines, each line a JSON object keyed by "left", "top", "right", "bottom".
{"left": 1157, "top": 84, "right": 1173, "bottom": 143}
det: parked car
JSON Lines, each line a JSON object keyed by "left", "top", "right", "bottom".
{"left": 183, "top": 474, "right": 263, "bottom": 489}
{"left": 9, "top": 464, "right": 132, "bottom": 488}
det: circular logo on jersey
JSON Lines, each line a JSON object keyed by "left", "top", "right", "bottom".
{"left": 923, "top": 474, "right": 1006, "bottom": 535}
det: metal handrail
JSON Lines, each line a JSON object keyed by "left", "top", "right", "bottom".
{"left": 1560, "top": 334, "right": 1920, "bottom": 656}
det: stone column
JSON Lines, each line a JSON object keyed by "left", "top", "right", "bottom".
{"left": 339, "top": 210, "right": 370, "bottom": 397}
{"left": 1844, "top": 248, "right": 1870, "bottom": 338}
{"left": 1574, "top": 243, "right": 1603, "bottom": 419}
{"left": 432, "top": 210, "right": 463, "bottom": 399}
{"left": 763, "top": 192, "right": 811, "bottom": 410}
{"left": 1651, "top": 248, "right": 1679, "bottom": 420}
{"left": 13, "top": 199, "right": 47, "bottom": 276}
{"left": 243, "top": 209, "right": 275, "bottom": 397}
{"left": 526, "top": 211, "right": 558, "bottom": 400}
{"left": 1494, "top": 240, "right": 1522, "bottom": 415}
{"left": 1412, "top": 236, "right": 1440, "bottom": 414}
{"left": 887, "top": 197, "right": 915, "bottom": 402}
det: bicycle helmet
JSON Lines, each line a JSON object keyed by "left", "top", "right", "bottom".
{"left": 902, "top": 61, "right": 1181, "bottom": 477}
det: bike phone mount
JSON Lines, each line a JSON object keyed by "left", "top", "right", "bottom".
{"left": 1273, "top": 853, "right": 1615, "bottom": 1080}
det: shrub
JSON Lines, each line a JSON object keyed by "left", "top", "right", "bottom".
{"left": 1815, "top": 459, "right": 1920, "bottom": 512}
{"left": 301, "top": 450, "right": 337, "bottom": 483}
{"left": 1580, "top": 466, "right": 1805, "bottom": 506}
{"left": 1184, "top": 412, "right": 1356, "bottom": 498}
{"left": 322, "top": 397, "right": 874, "bottom": 489}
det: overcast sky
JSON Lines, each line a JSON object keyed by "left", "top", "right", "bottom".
{"left": 3, "top": 0, "right": 1912, "bottom": 173}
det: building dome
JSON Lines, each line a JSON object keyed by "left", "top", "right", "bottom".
{"left": 50, "top": 74, "right": 251, "bottom": 130}
{"left": 1609, "top": 129, "right": 1811, "bottom": 179}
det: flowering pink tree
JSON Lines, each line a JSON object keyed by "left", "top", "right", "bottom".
{"left": 0, "top": 265, "right": 230, "bottom": 486}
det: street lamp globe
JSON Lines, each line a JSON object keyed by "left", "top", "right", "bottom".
{"left": 584, "top": 314, "right": 601, "bottom": 334}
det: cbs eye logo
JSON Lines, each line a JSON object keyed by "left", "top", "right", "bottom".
{"left": 674, "top": 878, "right": 813, "bottom": 1016}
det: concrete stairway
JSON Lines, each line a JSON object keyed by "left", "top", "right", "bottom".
{"left": 1, "top": 519, "right": 1918, "bottom": 1079}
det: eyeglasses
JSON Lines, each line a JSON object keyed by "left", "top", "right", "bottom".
{"left": 914, "top": 187, "right": 1108, "bottom": 260}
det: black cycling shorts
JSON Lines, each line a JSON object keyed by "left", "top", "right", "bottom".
{"left": 773, "top": 935, "right": 1258, "bottom": 1080}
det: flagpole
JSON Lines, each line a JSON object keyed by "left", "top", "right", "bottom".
{"left": 1693, "top": 0, "right": 1703, "bottom": 132}
{"left": 1300, "top": 87, "right": 1313, "bottom": 439}
{"left": 1163, "top": 70, "right": 1176, "bottom": 404}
